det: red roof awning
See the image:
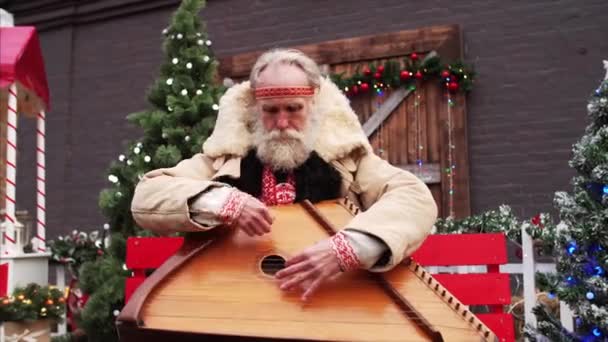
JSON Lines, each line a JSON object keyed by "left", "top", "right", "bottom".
{"left": 0, "top": 26, "right": 50, "bottom": 111}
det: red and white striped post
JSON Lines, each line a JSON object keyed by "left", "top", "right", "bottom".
{"left": 33, "top": 110, "right": 46, "bottom": 252}
{"left": 2, "top": 83, "right": 19, "bottom": 255}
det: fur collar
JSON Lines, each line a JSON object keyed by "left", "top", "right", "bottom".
{"left": 202, "top": 77, "right": 371, "bottom": 162}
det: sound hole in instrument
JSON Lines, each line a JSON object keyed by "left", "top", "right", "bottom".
{"left": 260, "top": 254, "right": 286, "bottom": 276}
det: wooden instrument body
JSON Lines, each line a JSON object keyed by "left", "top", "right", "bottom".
{"left": 117, "top": 200, "right": 495, "bottom": 342}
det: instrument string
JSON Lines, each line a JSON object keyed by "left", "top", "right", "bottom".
{"left": 146, "top": 308, "right": 485, "bottom": 333}
{"left": 151, "top": 285, "right": 488, "bottom": 329}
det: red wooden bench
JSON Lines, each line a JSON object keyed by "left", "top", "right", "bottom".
{"left": 124, "top": 236, "right": 185, "bottom": 304}
{"left": 124, "top": 233, "right": 514, "bottom": 342}
{"left": 412, "top": 233, "right": 514, "bottom": 342}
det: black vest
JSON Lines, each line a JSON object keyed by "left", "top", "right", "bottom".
{"left": 217, "top": 149, "right": 342, "bottom": 204}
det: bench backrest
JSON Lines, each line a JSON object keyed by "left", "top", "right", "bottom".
{"left": 124, "top": 237, "right": 184, "bottom": 302}
{"left": 412, "top": 233, "right": 514, "bottom": 342}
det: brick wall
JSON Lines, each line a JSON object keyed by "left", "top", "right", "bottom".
{"left": 9, "top": 0, "right": 608, "bottom": 237}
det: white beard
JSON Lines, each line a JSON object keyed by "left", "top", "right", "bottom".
{"left": 253, "top": 118, "right": 317, "bottom": 172}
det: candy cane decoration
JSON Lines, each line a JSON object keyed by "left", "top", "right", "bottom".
{"left": 3, "top": 83, "right": 19, "bottom": 255}
{"left": 34, "top": 109, "right": 46, "bottom": 252}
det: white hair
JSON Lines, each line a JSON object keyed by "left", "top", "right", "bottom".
{"left": 249, "top": 48, "right": 322, "bottom": 89}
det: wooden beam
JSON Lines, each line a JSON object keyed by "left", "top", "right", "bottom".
{"left": 362, "top": 51, "right": 438, "bottom": 138}
{"left": 219, "top": 25, "right": 460, "bottom": 78}
{"left": 363, "top": 88, "right": 409, "bottom": 138}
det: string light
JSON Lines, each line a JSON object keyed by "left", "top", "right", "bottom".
{"left": 567, "top": 241, "right": 577, "bottom": 255}
{"left": 585, "top": 291, "right": 595, "bottom": 300}
{"left": 566, "top": 276, "right": 576, "bottom": 285}
{"left": 446, "top": 92, "right": 456, "bottom": 216}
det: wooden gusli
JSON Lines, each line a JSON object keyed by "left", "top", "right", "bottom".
{"left": 117, "top": 199, "right": 498, "bottom": 342}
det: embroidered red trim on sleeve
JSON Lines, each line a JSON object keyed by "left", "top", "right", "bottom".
{"left": 330, "top": 232, "right": 361, "bottom": 271}
{"left": 218, "top": 190, "right": 249, "bottom": 225}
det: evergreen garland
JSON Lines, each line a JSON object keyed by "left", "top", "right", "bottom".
{"left": 0, "top": 284, "right": 65, "bottom": 322}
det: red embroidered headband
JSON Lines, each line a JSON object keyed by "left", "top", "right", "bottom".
{"left": 254, "top": 86, "right": 314, "bottom": 99}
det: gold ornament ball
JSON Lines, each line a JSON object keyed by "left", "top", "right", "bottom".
{"left": 17, "top": 295, "right": 25, "bottom": 301}
{"left": 46, "top": 299, "right": 54, "bottom": 305}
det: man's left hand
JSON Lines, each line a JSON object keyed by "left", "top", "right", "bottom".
{"left": 275, "top": 239, "right": 342, "bottom": 301}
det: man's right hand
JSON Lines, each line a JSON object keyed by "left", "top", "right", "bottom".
{"left": 232, "top": 195, "right": 274, "bottom": 236}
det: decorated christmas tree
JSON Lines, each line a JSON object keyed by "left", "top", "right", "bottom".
{"left": 77, "top": 0, "right": 224, "bottom": 340}
{"left": 529, "top": 62, "right": 608, "bottom": 341}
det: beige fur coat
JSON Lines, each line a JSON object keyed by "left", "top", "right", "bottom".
{"left": 131, "top": 78, "right": 438, "bottom": 271}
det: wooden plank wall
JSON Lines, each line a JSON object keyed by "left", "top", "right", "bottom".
{"left": 331, "top": 57, "right": 445, "bottom": 216}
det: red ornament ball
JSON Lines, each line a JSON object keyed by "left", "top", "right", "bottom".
{"left": 414, "top": 71, "right": 424, "bottom": 80}
{"left": 374, "top": 72, "right": 382, "bottom": 79}
{"left": 450, "top": 74, "right": 459, "bottom": 82}
{"left": 46, "top": 299, "right": 54, "bottom": 305}
{"left": 376, "top": 65, "right": 385, "bottom": 73}
{"left": 410, "top": 52, "right": 419, "bottom": 61}
{"left": 58, "top": 297, "right": 66, "bottom": 303}
{"left": 400, "top": 70, "right": 411, "bottom": 80}
{"left": 447, "top": 81, "right": 459, "bottom": 92}
{"left": 352, "top": 85, "right": 359, "bottom": 94}
{"left": 97, "top": 249, "right": 104, "bottom": 256}
{"left": 363, "top": 68, "right": 372, "bottom": 76}
{"left": 531, "top": 214, "right": 543, "bottom": 228}
{"left": 360, "top": 82, "right": 370, "bottom": 92}
{"left": 441, "top": 70, "right": 450, "bottom": 78}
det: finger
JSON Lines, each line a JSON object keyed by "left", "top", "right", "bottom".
{"left": 302, "top": 276, "right": 325, "bottom": 302}
{"left": 284, "top": 253, "right": 308, "bottom": 267}
{"left": 238, "top": 222, "right": 255, "bottom": 236}
{"left": 327, "top": 272, "right": 342, "bottom": 282}
{"left": 259, "top": 207, "right": 274, "bottom": 225}
{"left": 251, "top": 215, "right": 271, "bottom": 235}
{"left": 247, "top": 221, "right": 266, "bottom": 236}
{"left": 241, "top": 226, "right": 254, "bottom": 237}
{"left": 280, "top": 271, "right": 313, "bottom": 291}
{"left": 275, "top": 260, "right": 311, "bottom": 279}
